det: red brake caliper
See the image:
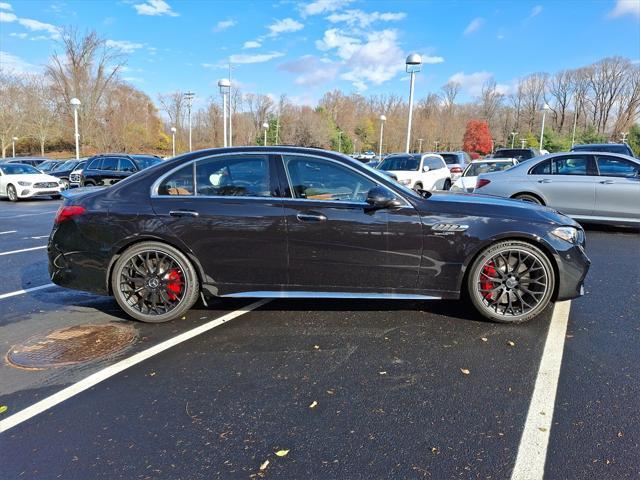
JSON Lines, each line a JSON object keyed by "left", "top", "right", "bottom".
{"left": 481, "top": 261, "right": 498, "bottom": 300}
{"left": 164, "top": 269, "right": 183, "bottom": 300}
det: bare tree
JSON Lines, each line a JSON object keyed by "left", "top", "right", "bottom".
{"left": 521, "top": 73, "right": 547, "bottom": 131}
{"left": 23, "top": 75, "right": 60, "bottom": 155}
{"left": 479, "top": 79, "right": 504, "bottom": 123}
{"left": 0, "top": 72, "right": 23, "bottom": 158}
{"left": 546, "top": 70, "right": 573, "bottom": 132}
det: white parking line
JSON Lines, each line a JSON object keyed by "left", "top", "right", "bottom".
{"left": 29, "top": 235, "right": 50, "bottom": 240}
{"left": 0, "top": 245, "right": 47, "bottom": 256}
{"left": 0, "top": 230, "right": 17, "bottom": 235}
{"left": 0, "top": 298, "right": 271, "bottom": 433}
{"left": 0, "top": 210, "right": 58, "bottom": 219}
{"left": 511, "top": 300, "right": 572, "bottom": 480}
{"left": 0, "top": 283, "right": 56, "bottom": 300}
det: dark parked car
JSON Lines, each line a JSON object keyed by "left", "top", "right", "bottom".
{"left": 1, "top": 157, "right": 50, "bottom": 167}
{"left": 37, "top": 160, "right": 65, "bottom": 172}
{"left": 49, "top": 147, "right": 590, "bottom": 324}
{"left": 571, "top": 143, "right": 635, "bottom": 157}
{"left": 493, "top": 148, "right": 540, "bottom": 162}
{"left": 81, "top": 154, "right": 162, "bottom": 186}
{"left": 50, "top": 160, "right": 87, "bottom": 189}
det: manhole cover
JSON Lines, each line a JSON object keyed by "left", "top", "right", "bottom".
{"left": 6, "top": 323, "right": 137, "bottom": 369}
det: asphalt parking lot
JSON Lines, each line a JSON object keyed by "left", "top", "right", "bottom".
{"left": 0, "top": 199, "right": 638, "bottom": 479}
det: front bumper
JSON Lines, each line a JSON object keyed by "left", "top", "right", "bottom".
{"left": 18, "top": 186, "right": 62, "bottom": 198}
{"left": 555, "top": 243, "right": 590, "bottom": 301}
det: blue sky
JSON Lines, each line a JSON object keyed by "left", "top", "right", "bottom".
{"left": 1, "top": 0, "right": 639, "bottom": 107}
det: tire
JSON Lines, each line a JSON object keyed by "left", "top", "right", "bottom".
{"left": 443, "top": 179, "right": 452, "bottom": 191}
{"left": 467, "top": 240, "right": 555, "bottom": 324}
{"left": 413, "top": 182, "right": 423, "bottom": 191}
{"left": 60, "top": 178, "right": 70, "bottom": 189}
{"left": 111, "top": 241, "right": 200, "bottom": 323}
{"left": 514, "top": 193, "right": 543, "bottom": 205}
{"left": 51, "top": 195, "right": 61, "bottom": 200}
{"left": 7, "top": 184, "right": 18, "bottom": 202}
{"left": 83, "top": 181, "right": 96, "bottom": 187}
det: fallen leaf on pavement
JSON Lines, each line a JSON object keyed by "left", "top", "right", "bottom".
{"left": 275, "top": 450, "right": 289, "bottom": 457}
{"left": 460, "top": 368, "right": 470, "bottom": 375}
{"left": 313, "top": 345, "right": 320, "bottom": 350}
{"left": 507, "top": 340, "right": 516, "bottom": 347}
{"left": 379, "top": 371, "right": 387, "bottom": 375}
{"left": 259, "top": 460, "right": 269, "bottom": 470}
{"left": 0, "top": 405, "right": 7, "bottom": 414}
{"left": 481, "top": 337, "right": 488, "bottom": 342}
{"left": 309, "top": 401, "right": 318, "bottom": 409}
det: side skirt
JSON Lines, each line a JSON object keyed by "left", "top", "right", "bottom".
{"left": 221, "top": 291, "right": 441, "bottom": 300}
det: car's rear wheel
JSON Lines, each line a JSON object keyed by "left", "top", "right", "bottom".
{"left": 467, "top": 240, "right": 555, "bottom": 323}
{"left": 83, "top": 181, "right": 96, "bottom": 187}
{"left": 111, "top": 242, "right": 200, "bottom": 323}
{"left": 514, "top": 193, "right": 543, "bottom": 205}
{"left": 7, "top": 184, "right": 18, "bottom": 202}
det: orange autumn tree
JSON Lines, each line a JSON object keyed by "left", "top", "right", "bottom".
{"left": 462, "top": 120, "right": 493, "bottom": 156}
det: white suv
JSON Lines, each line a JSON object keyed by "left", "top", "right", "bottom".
{"left": 377, "top": 153, "right": 452, "bottom": 191}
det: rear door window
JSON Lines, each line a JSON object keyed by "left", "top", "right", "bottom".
{"left": 118, "top": 158, "right": 137, "bottom": 173}
{"left": 195, "top": 155, "right": 271, "bottom": 197}
{"left": 101, "top": 157, "right": 119, "bottom": 171}
{"left": 550, "top": 155, "right": 590, "bottom": 175}
{"left": 157, "top": 164, "right": 194, "bottom": 196}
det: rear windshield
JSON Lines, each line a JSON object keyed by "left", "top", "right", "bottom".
{"left": 378, "top": 156, "right": 420, "bottom": 171}
{"left": 464, "top": 161, "right": 514, "bottom": 177}
{"left": 572, "top": 144, "right": 629, "bottom": 155}
{"left": 439, "top": 153, "right": 460, "bottom": 165}
{"left": 132, "top": 156, "right": 162, "bottom": 170}
{"left": 494, "top": 149, "right": 535, "bottom": 160}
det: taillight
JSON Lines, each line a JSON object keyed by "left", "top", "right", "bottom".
{"left": 476, "top": 178, "right": 491, "bottom": 189}
{"left": 450, "top": 167, "right": 463, "bottom": 174}
{"left": 54, "top": 205, "right": 86, "bottom": 224}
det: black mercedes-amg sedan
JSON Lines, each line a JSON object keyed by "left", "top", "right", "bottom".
{"left": 48, "top": 147, "right": 590, "bottom": 324}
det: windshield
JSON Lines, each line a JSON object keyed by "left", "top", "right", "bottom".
{"left": 53, "top": 161, "right": 77, "bottom": 172}
{"left": 494, "top": 149, "right": 534, "bottom": 160}
{"left": 38, "top": 161, "right": 59, "bottom": 171}
{"left": 378, "top": 156, "right": 420, "bottom": 171}
{"left": 439, "top": 153, "right": 460, "bottom": 165}
{"left": 1, "top": 164, "right": 40, "bottom": 175}
{"left": 572, "top": 144, "right": 628, "bottom": 155}
{"left": 464, "top": 161, "right": 514, "bottom": 176}
{"left": 133, "top": 156, "right": 162, "bottom": 170}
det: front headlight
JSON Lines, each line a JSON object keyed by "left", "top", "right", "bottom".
{"left": 399, "top": 179, "right": 411, "bottom": 185}
{"left": 551, "top": 226, "right": 583, "bottom": 244}
{"left": 17, "top": 181, "right": 31, "bottom": 186}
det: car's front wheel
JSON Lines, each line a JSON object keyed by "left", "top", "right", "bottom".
{"left": 467, "top": 240, "right": 555, "bottom": 323}
{"left": 111, "top": 241, "right": 200, "bottom": 323}
{"left": 7, "top": 184, "right": 18, "bottom": 202}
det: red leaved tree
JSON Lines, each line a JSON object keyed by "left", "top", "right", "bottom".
{"left": 462, "top": 120, "right": 493, "bottom": 155}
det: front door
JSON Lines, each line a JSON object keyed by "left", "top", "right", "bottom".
{"left": 151, "top": 153, "right": 288, "bottom": 291}
{"left": 594, "top": 154, "right": 640, "bottom": 221}
{"left": 277, "top": 154, "right": 423, "bottom": 292}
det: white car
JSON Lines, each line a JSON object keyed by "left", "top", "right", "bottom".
{"left": 450, "top": 158, "right": 519, "bottom": 193}
{"left": 0, "top": 163, "right": 64, "bottom": 201}
{"left": 377, "top": 153, "right": 452, "bottom": 191}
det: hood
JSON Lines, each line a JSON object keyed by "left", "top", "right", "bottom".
{"left": 6, "top": 173, "right": 61, "bottom": 183}
{"left": 385, "top": 170, "right": 419, "bottom": 181}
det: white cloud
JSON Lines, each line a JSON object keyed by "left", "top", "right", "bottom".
{"left": 133, "top": 0, "right": 178, "bottom": 17}
{"left": 529, "top": 5, "right": 543, "bottom": 18}
{"left": 268, "top": 18, "right": 304, "bottom": 36}
{"left": 608, "top": 0, "right": 640, "bottom": 19}
{"left": 229, "top": 51, "right": 285, "bottom": 64}
{"left": 448, "top": 71, "right": 509, "bottom": 97}
{"left": 300, "top": 0, "right": 353, "bottom": 17}
{"left": 463, "top": 17, "right": 484, "bottom": 35}
{"left": 0, "top": 10, "right": 16, "bottom": 21}
{"left": 243, "top": 40, "right": 261, "bottom": 49}
{"left": 279, "top": 55, "right": 339, "bottom": 86}
{"left": 18, "top": 18, "right": 60, "bottom": 37}
{"left": 214, "top": 19, "right": 236, "bottom": 31}
{"left": 123, "top": 76, "right": 144, "bottom": 83}
{"left": 0, "top": 2, "right": 11, "bottom": 10}
{"left": 106, "top": 39, "right": 145, "bottom": 53}
{"left": 326, "top": 9, "right": 406, "bottom": 28}
{"left": 0, "top": 50, "right": 35, "bottom": 74}
{"left": 422, "top": 55, "right": 445, "bottom": 64}
{"left": 9, "top": 32, "right": 26, "bottom": 38}
{"left": 315, "top": 28, "right": 361, "bottom": 59}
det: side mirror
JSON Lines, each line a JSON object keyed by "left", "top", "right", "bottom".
{"left": 366, "top": 186, "right": 403, "bottom": 210}
{"left": 422, "top": 165, "right": 430, "bottom": 172}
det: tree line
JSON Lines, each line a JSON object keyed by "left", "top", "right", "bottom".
{"left": 1, "top": 29, "right": 639, "bottom": 159}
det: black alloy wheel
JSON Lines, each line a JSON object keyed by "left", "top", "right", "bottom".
{"left": 467, "top": 240, "right": 555, "bottom": 323}
{"left": 111, "top": 242, "right": 200, "bottom": 323}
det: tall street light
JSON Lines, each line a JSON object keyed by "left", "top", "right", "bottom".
{"left": 263, "top": 122, "right": 269, "bottom": 146}
{"left": 539, "top": 103, "right": 550, "bottom": 151}
{"left": 418, "top": 138, "right": 423, "bottom": 152}
{"left": 521, "top": 138, "right": 526, "bottom": 148}
{"left": 621, "top": 132, "right": 629, "bottom": 143}
{"left": 184, "top": 92, "right": 195, "bottom": 152}
{"left": 378, "top": 114, "right": 386, "bottom": 158}
{"left": 170, "top": 127, "right": 177, "bottom": 156}
{"left": 337, "top": 129, "right": 342, "bottom": 153}
{"left": 571, "top": 92, "right": 580, "bottom": 148}
{"left": 12, "top": 136, "right": 18, "bottom": 157}
{"left": 70, "top": 97, "right": 81, "bottom": 159}
{"left": 510, "top": 131, "right": 518, "bottom": 148}
{"left": 405, "top": 53, "right": 422, "bottom": 153}
{"left": 218, "top": 79, "right": 230, "bottom": 147}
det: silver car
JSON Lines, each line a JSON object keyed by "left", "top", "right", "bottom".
{"left": 475, "top": 151, "right": 640, "bottom": 225}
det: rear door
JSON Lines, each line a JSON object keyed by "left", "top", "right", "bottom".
{"left": 594, "top": 155, "right": 640, "bottom": 221}
{"left": 151, "top": 153, "right": 288, "bottom": 291}
{"left": 527, "top": 154, "right": 596, "bottom": 217}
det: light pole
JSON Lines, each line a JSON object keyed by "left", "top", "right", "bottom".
{"left": 405, "top": 53, "right": 422, "bottom": 153}
{"left": 337, "top": 130, "right": 342, "bottom": 153}
{"left": 262, "top": 122, "right": 269, "bottom": 146}
{"left": 378, "top": 114, "right": 386, "bottom": 158}
{"left": 184, "top": 92, "right": 195, "bottom": 152}
{"left": 11, "top": 136, "right": 18, "bottom": 157}
{"left": 218, "top": 79, "right": 230, "bottom": 147}
{"left": 621, "top": 132, "right": 629, "bottom": 143}
{"left": 418, "top": 138, "right": 423, "bottom": 152}
{"left": 571, "top": 93, "right": 580, "bottom": 147}
{"left": 510, "top": 131, "right": 518, "bottom": 148}
{"left": 170, "top": 127, "right": 176, "bottom": 156}
{"left": 70, "top": 97, "right": 81, "bottom": 159}
{"left": 521, "top": 138, "right": 526, "bottom": 148}
{"left": 228, "top": 62, "right": 234, "bottom": 147}
{"left": 433, "top": 140, "right": 439, "bottom": 152}
{"left": 539, "top": 103, "right": 550, "bottom": 150}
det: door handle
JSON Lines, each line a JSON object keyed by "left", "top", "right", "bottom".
{"left": 538, "top": 179, "right": 552, "bottom": 183}
{"left": 169, "top": 209, "right": 199, "bottom": 217}
{"left": 296, "top": 212, "right": 326, "bottom": 222}
{"left": 599, "top": 179, "right": 615, "bottom": 184}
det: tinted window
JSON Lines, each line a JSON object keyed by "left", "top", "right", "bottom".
{"left": 158, "top": 164, "right": 194, "bottom": 196}
{"left": 465, "top": 161, "right": 514, "bottom": 176}
{"left": 284, "top": 155, "right": 376, "bottom": 202}
{"left": 551, "top": 155, "right": 589, "bottom": 175}
{"left": 119, "top": 158, "right": 137, "bottom": 173}
{"left": 425, "top": 157, "right": 445, "bottom": 170}
{"left": 378, "top": 155, "right": 420, "bottom": 171}
{"left": 52, "top": 161, "right": 76, "bottom": 172}
{"left": 196, "top": 155, "right": 270, "bottom": 197}
{"left": 87, "top": 158, "right": 103, "bottom": 170}
{"left": 439, "top": 153, "right": 460, "bottom": 165}
{"left": 494, "top": 149, "right": 535, "bottom": 160}
{"left": 132, "top": 156, "right": 162, "bottom": 170}
{"left": 101, "top": 157, "right": 119, "bottom": 171}
{"left": 573, "top": 144, "right": 630, "bottom": 155}
{"left": 530, "top": 160, "right": 551, "bottom": 175}
{"left": 0, "top": 164, "right": 40, "bottom": 175}
{"left": 596, "top": 156, "right": 639, "bottom": 178}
